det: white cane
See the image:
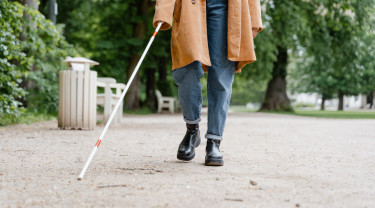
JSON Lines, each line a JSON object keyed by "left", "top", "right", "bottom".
{"left": 78, "top": 22, "right": 163, "bottom": 180}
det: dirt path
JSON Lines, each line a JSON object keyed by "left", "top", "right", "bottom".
{"left": 1, "top": 112, "right": 374, "bottom": 207}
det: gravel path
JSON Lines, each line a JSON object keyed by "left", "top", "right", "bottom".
{"left": 1, "top": 112, "right": 374, "bottom": 207}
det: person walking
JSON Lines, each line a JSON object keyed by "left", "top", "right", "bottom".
{"left": 153, "top": 0, "right": 263, "bottom": 166}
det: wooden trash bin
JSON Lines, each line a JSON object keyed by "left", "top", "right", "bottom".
{"left": 58, "top": 57, "right": 98, "bottom": 130}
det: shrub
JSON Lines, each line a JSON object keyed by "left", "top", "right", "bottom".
{"left": 0, "top": 1, "right": 29, "bottom": 125}
{"left": 0, "top": 1, "right": 76, "bottom": 126}
{"left": 22, "top": 6, "right": 75, "bottom": 114}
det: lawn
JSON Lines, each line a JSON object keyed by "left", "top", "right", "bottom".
{"left": 230, "top": 107, "right": 375, "bottom": 119}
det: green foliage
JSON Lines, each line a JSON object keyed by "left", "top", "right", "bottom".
{"left": 200, "top": 75, "right": 266, "bottom": 106}
{"left": 243, "top": 0, "right": 316, "bottom": 111}
{"left": 123, "top": 107, "right": 154, "bottom": 115}
{"left": 9, "top": 0, "right": 371, "bottom": 118}
{"left": 230, "top": 76, "right": 267, "bottom": 105}
{"left": 55, "top": 0, "right": 145, "bottom": 81}
{"left": 22, "top": 6, "right": 75, "bottom": 113}
{"left": 0, "top": 109, "right": 56, "bottom": 126}
{"left": 157, "top": 79, "right": 175, "bottom": 97}
{"left": 1, "top": 1, "right": 76, "bottom": 126}
{"left": 243, "top": 25, "right": 276, "bottom": 81}
{"left": 289, "top": 0, "right": 375, "bottom": 101}
{"left": 0, "top": 1, "right": 29, "bottom": 125}
{"left": 53, "top": 0, "right": 174, "bottom": 106}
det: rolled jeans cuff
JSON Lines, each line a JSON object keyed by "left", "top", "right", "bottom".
{"left": 205, "top": 134, "right": 222, "bottom": 140}
{"left": 184, "top": 117, "right": 200, "bottom": 124}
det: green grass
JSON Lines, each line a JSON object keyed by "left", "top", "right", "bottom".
{"left": 0, "top": 111, "right": 56, "bottom": 126}
{"left": 230, "top": 107, "right": 375, "bottom": 119}
{"left": 230, "top": 106, "right": 257, "bottom": 113}
{"left": 1, "top": 106, "right": 156, "bottom": 127}
{"left": 270, "top": 110, "right": 375, "bottom": 119}
{"left": 18, "top": 111, "right": 56, "bottom": 124}
{"left": 123, "top": 107, "right": 154, "bottom": 115}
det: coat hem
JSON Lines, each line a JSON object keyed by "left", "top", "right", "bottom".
{"left": 171, "top": 59, "right": 211, "bottom": 71}
{"left": 171, "top": 58, "right": 257, "bottom": 74}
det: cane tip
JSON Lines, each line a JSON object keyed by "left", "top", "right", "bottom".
{"left": 77, "top": 177, "right": 82, "bottom": 181}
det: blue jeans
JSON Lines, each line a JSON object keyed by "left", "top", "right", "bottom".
{"left": 171, "top": 0, "right": 235, "bottom": 141}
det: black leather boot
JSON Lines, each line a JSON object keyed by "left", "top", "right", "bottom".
{"left": 177, "top": 123, "right": 201, "bottom": 161}
{"left": 205, "top": 139, "right": 223, "bottom": 166}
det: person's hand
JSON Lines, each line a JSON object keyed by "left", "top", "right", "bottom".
{"left": 252, "top": 28, "right": 259, "bottom": 39}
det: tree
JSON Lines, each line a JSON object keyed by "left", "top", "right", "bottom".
{"left": 255, "top": 0, "right": 312, "bottom": 111}
{"left": 290, "top": 0, "right": 375, "bottom": 110}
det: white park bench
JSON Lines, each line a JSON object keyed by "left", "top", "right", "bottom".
{"left": 155, "top": 89, "right": 177, "bottom": 113}
{"left": 96, "top": 77, "right": 126, "bottom": 124}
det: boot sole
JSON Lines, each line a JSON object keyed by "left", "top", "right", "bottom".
{"left": 177, "top": 152, "right": 195, "bottom": 161}
{"left": 205, "top": 158, "right": 224, "bottom": 166}
{"left": 176, "top": 137, "right": 201, "bottom": 161}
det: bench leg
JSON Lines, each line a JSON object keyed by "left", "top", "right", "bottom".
{"left": 158, "top": 102, "right": 162, "bottom": 113}
{"left": 169, "top": 102, "right": 174, "bottom": 113}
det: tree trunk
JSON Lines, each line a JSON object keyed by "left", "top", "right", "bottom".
{"left": 146, "top": 67, "right": 157, "bottom": 111}
{"left": 338, "top": 91, "right": 344, "bottom": 111}
{"left": 124, "top": 0, "right": 151, "bottom": 109}
{"left": 158, "top": 57, "right": 167, "bottom": 82}
{"left": 19, "top": 0, "right": 39, "bottom": 40}
{"left": 320, "top": 95, "right": 326, "bottom": 111}
{"left": 21, "top": 0, "right": 39, "bottom": 10}
{"left": 146, "top": 56, "right": 168, "bottom": 111}
{"left": 156, "top": 56, "right": 174, "bottom": 95}
{"left": 48, "top": 0, "right": 57, "bottom": 23}
{"left": 259, "top": 46, "right": 292, "bottom": 111}
{"left": 125, "top": 54, "right": 142, "bottom": 109}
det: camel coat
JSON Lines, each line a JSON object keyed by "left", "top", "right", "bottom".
{"left": 153, "top": 0, "right": 263, "bottom": 73}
